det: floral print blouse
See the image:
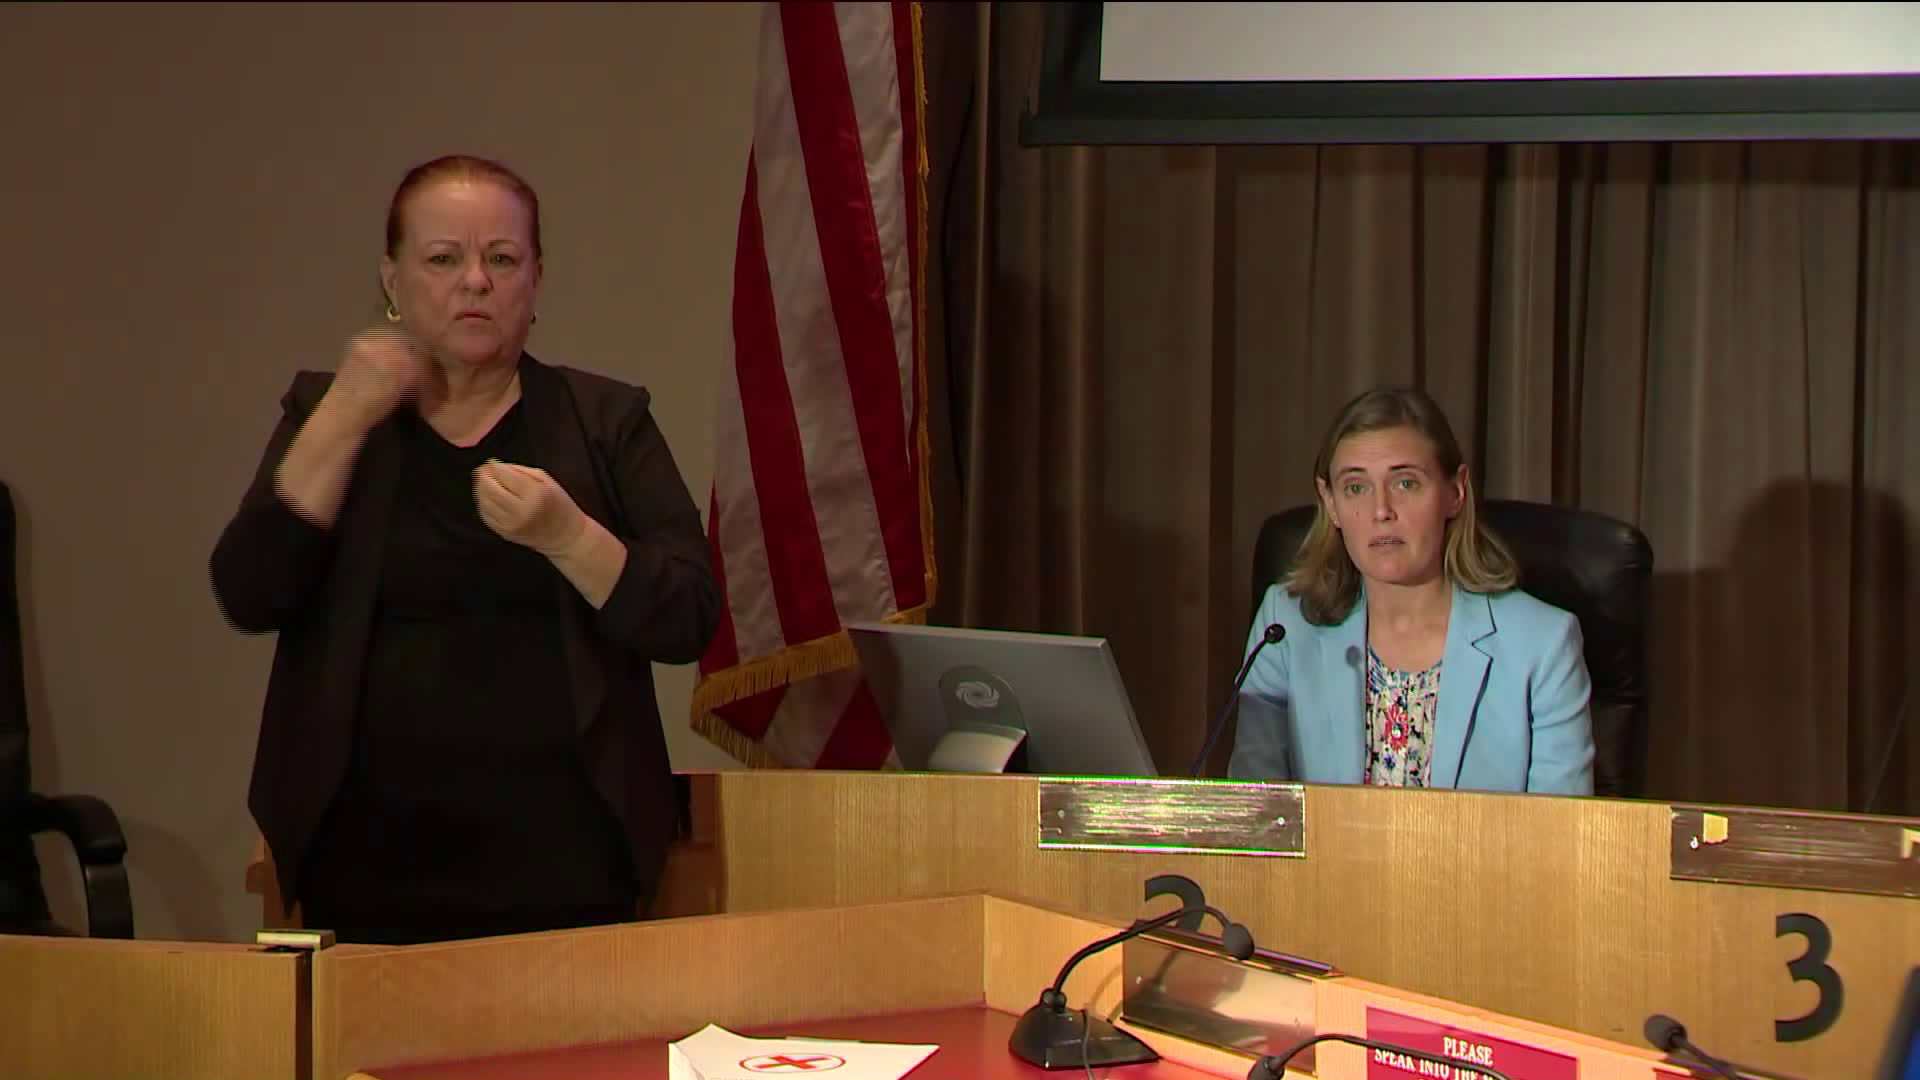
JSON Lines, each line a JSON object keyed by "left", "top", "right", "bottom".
{"left": 1364, "top": 645, "right": 1440, "bottom": 787}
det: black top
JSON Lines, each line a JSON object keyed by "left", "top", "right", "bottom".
{"left": 298, "top": 401, "right": 635, "bottom": 943}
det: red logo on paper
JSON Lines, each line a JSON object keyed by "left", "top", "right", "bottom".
{"left": 740, "top": 1054, "right": 848, "bottom": 1073}
{"left": 1363, "top": 1007, "right": 1579, "bottom": 1080}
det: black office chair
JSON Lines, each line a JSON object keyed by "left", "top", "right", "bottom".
{"left": 1249, "top": 499, "right": 1653, "bottom": 798}
{"left": 1, "top": 480, "right": 134, "bottom": 938}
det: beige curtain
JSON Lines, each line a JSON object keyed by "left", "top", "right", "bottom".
{"left": 921, "top": 2, "right": 1920, "bottom": 816}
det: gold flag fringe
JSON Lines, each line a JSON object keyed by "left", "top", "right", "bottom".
{"left": 689, "top": 604, "right": 933, "bottom": 768}
{"left": 691, "top": 1, "right": 939, "bottom": 769}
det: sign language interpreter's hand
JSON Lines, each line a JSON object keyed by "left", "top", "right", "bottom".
{"left": 325, "top": 327, "right": 434, "bottom": 428}
{"left": 473, "top": 459, "right": 591, "bottom": 558}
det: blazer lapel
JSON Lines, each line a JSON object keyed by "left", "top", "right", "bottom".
{"left": 321, "top": 419, "right": 401, "bottom": 721}
{"left": 517, "top": 356, "right": 611, "bottom": 528}
{"left": 518, "top": 356, "right": 610, "bottom": 732}
{"left": 1431, "top": 583, "right": 1494, "bottom": 789}
{"left": 1325, "top": 596, "right": 1369, "bottom": 783}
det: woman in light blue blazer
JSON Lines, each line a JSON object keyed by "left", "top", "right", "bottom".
{"left": 1228, "top": 387, "right": 1595, "bottom": 795}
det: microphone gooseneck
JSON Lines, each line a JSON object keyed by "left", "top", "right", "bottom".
{"left": 1189, "top": 622, "right": 1286, "bottom": 775}
{"left": 1045, "top": 903, "right": 1254, "bottom": 996}
{"left": 1248, "top": 1033, "right": 1515, "bottom": 1080}
{"left": 1861, "top": 687, "right": 1911, "bottom": 813}
{"left": 1010, "top": 901, "right": 1258, "bottom": 1070}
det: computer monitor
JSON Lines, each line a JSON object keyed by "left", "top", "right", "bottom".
{"left": 1878, "top": 966, "right": 1920, "bottom": 1080}
{"left": 846, "top": 621, "right": 1160, "bottom": 778}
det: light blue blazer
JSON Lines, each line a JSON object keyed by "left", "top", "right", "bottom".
{"left": 1227, "top": 580, "right": 1595, "bottom": 795}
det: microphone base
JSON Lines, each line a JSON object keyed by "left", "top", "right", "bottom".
{"left": 1007, "top": 1003, "right": 1161, "bottom": 1071}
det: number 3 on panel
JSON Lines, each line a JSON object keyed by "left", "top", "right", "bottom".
{"left": 1775, "top": 912, "right": 1843, "bottom": 1042}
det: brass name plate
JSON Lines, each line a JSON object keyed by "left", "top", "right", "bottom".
{"left": 1669, "top": 805, "right": 1920, "bottom": 899}
{"left": 1037, "top": 777, "right": 1306, "bottom": 856}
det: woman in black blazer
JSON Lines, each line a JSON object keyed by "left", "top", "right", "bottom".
{"left": 210, "top": 155, "right": 720, "bottom": 945}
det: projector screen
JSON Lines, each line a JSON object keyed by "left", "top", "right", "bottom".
{"left": 1100, "top": 3, "right": 1920, "bottom": 84}
{"left": 1020, "top": 1, "right": 1920, "bottom": 145}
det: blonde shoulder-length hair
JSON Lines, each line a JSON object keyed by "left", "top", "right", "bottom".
{"left": 1284, "top": 386, "right": 1518, "bottom": 626}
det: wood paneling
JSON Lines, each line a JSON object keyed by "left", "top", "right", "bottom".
{"left": 0, "top": 935, "right": 307, "bottom": 1080}
{"left": 312, "top": 895, "right": 989, "bottom": 1080}
{"left": 685, "top": 771, "right": 1919, "bottom": 1080}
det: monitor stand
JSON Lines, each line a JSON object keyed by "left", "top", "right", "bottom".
{"left": 925, "top": 723, "right": 1030, "bottom": 774}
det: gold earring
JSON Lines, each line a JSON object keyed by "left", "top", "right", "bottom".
{"left": 385, "top": 302, "right": 401, "bottom": 322}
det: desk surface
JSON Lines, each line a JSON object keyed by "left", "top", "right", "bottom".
{"left": 357, "top": 1006, "right": 1235, "bottom": 1080}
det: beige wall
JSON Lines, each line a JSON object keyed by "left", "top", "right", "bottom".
{"left": 0, "top": 1, "right": 754, "bottom": 942}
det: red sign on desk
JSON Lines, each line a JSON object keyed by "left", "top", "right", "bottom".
{"left": 1365, "top": 1008, "right": 1579, "bottom": 1080}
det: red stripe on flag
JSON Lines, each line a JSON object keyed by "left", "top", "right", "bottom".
{"left": 782, "top": 7, "right": 927, "bottom": 613}
{"left": 717, "top": 686, "right": 787, "bottom": 742}
{"left": 731, "top": 152, "right": 841, "bottom": 647}
{"left": 815, "top": 678, "right": 894, "bottom": 770}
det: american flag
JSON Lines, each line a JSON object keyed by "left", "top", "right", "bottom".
{"left": 690, "top": 1, "right": 934, "bottom": 769}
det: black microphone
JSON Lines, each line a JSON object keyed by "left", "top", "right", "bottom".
{"left": 1643, "top": 1014, "right": 1789, "bottom": 1068}
{"left": 1645, "top": 1014, "right": 1740, "bottom": 1078}
{"left": 1189, "top": 623, "right": 1286, "bottom": 775}
{"left": 1008, "top": 902, "right": 1256, "bottom": 1070}
{"left": 1248, "top": 1033, "right": 1514, "bottom": 1080}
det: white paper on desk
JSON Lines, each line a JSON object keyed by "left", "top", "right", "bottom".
{"left": 667, "top": 1023, "right": 939, "bottom": 1080}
